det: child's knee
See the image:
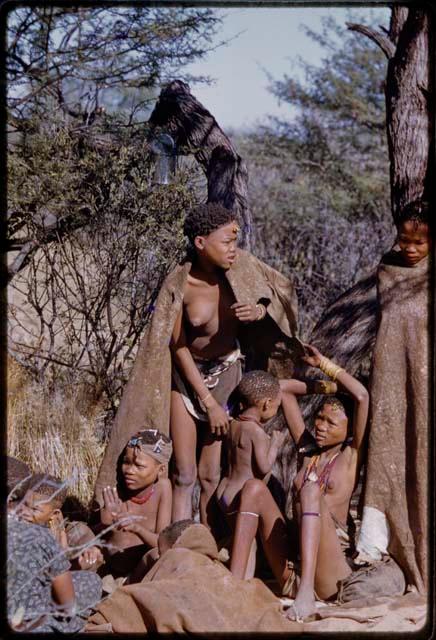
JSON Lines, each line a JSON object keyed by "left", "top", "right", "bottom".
{"left": 240, "top": 478, "right": 266, "bottom": 503}
{"left": 198, "top": 466, "right": 220, "bottom": 490}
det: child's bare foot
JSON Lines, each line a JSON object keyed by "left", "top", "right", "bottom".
{"left": 286, "top": 587, "right": 317, "bottom": 622}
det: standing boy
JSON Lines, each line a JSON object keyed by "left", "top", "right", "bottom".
{"left": 95, "top": 202, "right": 299, "bottom": 529}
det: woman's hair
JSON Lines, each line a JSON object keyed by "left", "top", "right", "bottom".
{"left": 396, "top": 200, "right": 429, "bottom": 229}
{"left": 183, "top": 202, "right": 235, "bottom": 244}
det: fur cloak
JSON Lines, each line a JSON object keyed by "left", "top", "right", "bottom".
{"left": 94, "top": 249, "right": 298, "bottom": 504}
{"left": 357, "top": 250, "right": 430, "bottom": 593}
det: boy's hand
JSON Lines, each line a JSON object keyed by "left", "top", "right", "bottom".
{"left": 206, "top": 402, "right": 229, "bottom": 436}
{"left": 78, "top": 546, "right": 104, "bottom": 570}
{"left": 301, "top": 344, "right": 323, "bottom": 368}
{"left": 121, "top": 517, "right": 148, "bottom": 536}
{"left": 231, "top": 302, "right": 263, "bottom": 323}
{"left": 103, "top": 486, "right": 126, "bottom": 523}
{"left": 271, "top": 430, "right": 287, "bottom": 449}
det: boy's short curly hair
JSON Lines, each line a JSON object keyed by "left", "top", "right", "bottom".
{"left": 158, "top": 519, "right": 195, "bottom": 548}
{"left": 183, "top": 202, "right": 235, "bottom": 243}
{"left": 236, "top": 370, "right": 280, "bottom": 408}
{"left": 396, "top": 200, "right": 429, "bottom": 229}
{"left": 28, "top": 473, "right": 68, "bottom": 510}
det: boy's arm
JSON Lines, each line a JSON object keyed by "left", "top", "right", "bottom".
{"left": 121, "top": 480, "right": 172, "bottom": 548}
{"left": 252, "top": 428, "right": 286, "bottom": 476}
{"left": 170, "top": 307, "right": 229, "bottom": 436}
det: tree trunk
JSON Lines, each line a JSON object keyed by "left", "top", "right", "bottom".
{"left": 348, "top": 7, "right": 433, "bottom": 222}
{"left": 386, "top": 8, "right": 433, "bottom": 220}
{"left": 276, "top": 8, "right": 433, "bottom": 515}
{"left": 148, "top": 80, "right": 252, "bottom": 249}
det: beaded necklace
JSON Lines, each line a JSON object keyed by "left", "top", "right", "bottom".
{"left": 303, "top": 451, "right": 340, "bottom": 493}
{"left": 130, "top": 484, "right": 155, "bottom": 505}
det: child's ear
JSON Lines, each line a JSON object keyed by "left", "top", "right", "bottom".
{"left": 262, "top": 398, "right": 271, "bottom": 412}
{"left": 157, "top": 464, "right": 166, "bottom": 477}
{"left": 194, "top": 236, "right": 205, "bottom": 251}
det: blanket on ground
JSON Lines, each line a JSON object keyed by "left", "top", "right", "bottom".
{"left": 94, "top": 249, "right": 298, "bottom": 505}
{"left": 357, "top": 250, "right": 429, "bottom": 592}
{"left": 85, "top": 523, "right": 301, "bottom": 633}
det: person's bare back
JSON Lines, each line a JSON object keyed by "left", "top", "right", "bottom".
{"left": 217, "top": 416, "right": 284, "bottom": 514}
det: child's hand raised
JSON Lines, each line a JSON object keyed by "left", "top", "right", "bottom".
{"left": 102, "top": 486, "right": 127, "bottom": 524}
{"left": 301, "top": 344, "right": 323, "bottom": 368}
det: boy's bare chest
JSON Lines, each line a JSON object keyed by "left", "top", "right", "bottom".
{"left": 184, "top": 278, "right": 236, "bottom": 328}
{"left": 125, "top": 492, "right": 159, "bottom": 520}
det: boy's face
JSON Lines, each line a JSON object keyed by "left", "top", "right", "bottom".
{"left": 194, "top": 221, "right": 238, "bottom": 270}
{"left": 397, "top": 220, "right": 430, "bottom": 266}
{"left": 314, "top": 403, "right": 348, "bottom": 448}
{"left": 260, "top": 390, "right": 282, "bottom": 422}
{"left": 17, "top": 490, "right": 56, "bottom": 526}
{"left": 122, "top": 447, "right": 163, "bottom": 491}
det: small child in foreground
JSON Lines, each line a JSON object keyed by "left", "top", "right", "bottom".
{"left": 216, "top": 370, "right": 288, "bottom": 586}
{"left": 100, "top": 428, "right": 172, "bottom": 580}
{"left": 7, "top": 466, "right": 102, "bottom": 632}
{"left": 17, "top": 473, "right": 102, "bottom": 570}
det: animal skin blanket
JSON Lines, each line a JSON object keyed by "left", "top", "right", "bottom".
{"left": 85, "top": 523, "right": 302, "bottom": 633}
{"left": 94, "top": 249, "right": 298, "bottom": 505}
{"left": 356, "top": 250, "right": 429, "bottom": 593}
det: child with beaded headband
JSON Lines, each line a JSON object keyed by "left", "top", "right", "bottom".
{"left": 100, "top": 428, "right": 172, "bottom": 581}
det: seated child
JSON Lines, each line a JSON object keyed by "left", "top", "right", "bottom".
{"left": 280, "top": 344, "right": 369, "bottom": 620}
{"left": 17, "top": 473, "right": 103, "bottom": 571}
{"left": 100, "top": 428, "right": 172, "bottom": 580}
{"left": 216, "top": 370, "right": 288, "bottom": 586}
{"left": 8, "top": 517, "right": 102, "bottom": 633}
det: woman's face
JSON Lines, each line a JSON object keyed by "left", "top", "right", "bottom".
{"left": 314, "top": 403, "right": 348, "bottom": 448}
{"left": 194, "top": 221, "right": 239, "bottom": 270}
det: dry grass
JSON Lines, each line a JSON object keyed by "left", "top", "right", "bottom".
{"left": 7, "top": 357, "right": 105, "bottom": 506}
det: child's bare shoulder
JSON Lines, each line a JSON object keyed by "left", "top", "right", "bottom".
{"left": 155, "top": 477, "right": 172, "bottom": 495}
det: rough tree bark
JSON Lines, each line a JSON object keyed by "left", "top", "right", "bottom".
{"left": 348, "top": 6, "right": 433, "bottom": 221}
{"left": 274, "top": 7, "right": 433, "bottom": 516}
{"left": 147, "top": 80, "right": 252, "bottom": 249}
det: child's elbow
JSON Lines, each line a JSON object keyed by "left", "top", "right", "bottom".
{"left": 356, "top": 388, "right": 369, "bottom": 404}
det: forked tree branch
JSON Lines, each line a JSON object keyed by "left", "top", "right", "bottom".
{"left": 346, "top": 22, "right": 396, "bottom": 59}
